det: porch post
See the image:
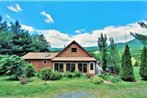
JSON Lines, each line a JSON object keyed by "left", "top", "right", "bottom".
{"left": 63, "top": 62, "right": 66, "bottom": 72}
{"left": 75, "top": 62, "right": 78, "bottom": 71}
{"left": 52, "top": 62, "right": 54, "bottom": 71}
{"left": 87, "top": 62, "right": 89, "bottom": 74}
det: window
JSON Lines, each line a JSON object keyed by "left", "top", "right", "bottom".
{"left": 54, "top": 63, "right": 63, "bottom": 72}
{"left": 78, "top": 63, "right": 82, "bottom": 72}
{"left": 71, "top": 48, "right": 77, "bottom": 52}
{"left": 28, "top": 60, "right": 31, "bottom": 63}
{"left": 83, "top": 63, "right": 87, "bottom": 73}
{"left": 90, "top": 63, "right": 94, "bottom": 70}
{"left": 66, "top": 63, "right": 75, "bottom": 72}
{"left": 78, "top": 63, "right": 87, "bottom": 73}
{"left": 43, "top": 60, "right": 47, "bottom": 64}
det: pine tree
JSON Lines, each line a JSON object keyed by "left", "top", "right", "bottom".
{"left": 120, "top": 44, "right": 135, "bottom": 81}
{"left": 140, "top": 46, "right": 147, "bottom": 80}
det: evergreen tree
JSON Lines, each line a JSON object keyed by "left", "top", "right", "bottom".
{"left": 140, "top": 46, "right": 147, "bottom": 80}
{"left": 0, "top": 16, "right": 50, "bottom": 56}
{"left": 98, "top": 33, "right": 108, "bottom": 71}
{"left": 120, "top": 44, "right": 135, "bottom": 81}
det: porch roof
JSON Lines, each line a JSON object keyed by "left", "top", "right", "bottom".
{"left": 52, "top": 57, "right": 96, "bottom": 61}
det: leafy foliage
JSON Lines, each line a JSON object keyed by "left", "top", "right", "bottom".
{"left": 120, "top": 44, "right": 135, "bottom": 82}
{"left": 73, "top": 71, "right": 82, "bottom": 77}
{"left": 0, "top": 16, "right": 50, "bottom": 56}
{"left": 24, "top": 64, "right": 35, "bottom": 78}
{"left": 64, "top": 71, "right": 73, "bottom": 78}
{"left": 40, "top": 68, "right": 52, "bottom": 81}
{"left": 50, "top": 71, "right": 62, "bottom": 80}
{"left": 134, "top": 61, "right": 139, "bottom": 67}
{"left": 140, "top": 46, "right": 147, "bottom": 80}
{"left": 98, "top": 33, "right": 108, "bottom": 71}
{"left": 90, "top": 77, "right": 103, "bottom": 84}
{"left": 0, "top": 55, "right": 25, "bottom": 80}
{"left": 107, "top": 37, "right": 121, "bottom": 75}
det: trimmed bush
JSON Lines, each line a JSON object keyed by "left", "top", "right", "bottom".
{"left": 50, "top": 72, "right": 62, "bottom": 80}
{"left": 24, "top": 64, "right": 35, "bottom": 78}
{"left": 64, "top": 71, "right": 73, "bottom": 78}
{"left": 73, "top": 71, "right": 82, "bottom": 78}
{"left": 40, "top": 68, "right": 52, "bottom": 81}
{"left": 91, "top": 77, "right": 103, "bottom": 84}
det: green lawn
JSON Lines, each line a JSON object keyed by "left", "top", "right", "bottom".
{"left": 0, "top": 67, "right": 147, "bottom": 98}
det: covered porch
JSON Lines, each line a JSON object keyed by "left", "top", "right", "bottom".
{"left": 52, "top": 57, "right": 96, "bottom": 74}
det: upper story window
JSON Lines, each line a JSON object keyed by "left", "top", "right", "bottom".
{"left": 71, "top": 48, "right": 77, "bottom": 52}
{"left": 43, "top": 60, "right": 47, "bottom": 64}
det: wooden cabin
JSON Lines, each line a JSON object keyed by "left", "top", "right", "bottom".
{"left": 22, "top": 40, "right": 97, "bottom": 74}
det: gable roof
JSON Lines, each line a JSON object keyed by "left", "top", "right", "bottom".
{"left": 55, "top": 40, "right": 93, "bottom": 57}
{"left": 22, "top": 52, "right": 58, "bottom": 60}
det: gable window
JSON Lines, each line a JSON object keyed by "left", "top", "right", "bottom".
{"left": 54, "top": 63, "right": 63, "bottom": 72}
{"left": 43, "top": 60, "right": 47, "bottom": 64}
{"left": 71, "top": 48, "right": 77, "bottom": 52}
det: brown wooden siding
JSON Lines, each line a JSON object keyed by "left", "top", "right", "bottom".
{"left": 57, "top": 43, "right": 90, "bottom": 57}
{"left": 25, "top": 59, "right": 52, "bottom": 71}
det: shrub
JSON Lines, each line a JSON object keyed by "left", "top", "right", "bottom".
{"left": 36, "top": 71, "right": 41, "bottom": 78}
{"left": 0, "top": 55, "right": 26, "bottom": 80}
{"left": 107, "top": 76, "right": 120, "bottom": 83}
{"left": 73, "top": 71, "right": 82, "bottom": 78}
{"left": 24, "top": 64, "right": 35, "bottom": 78}
{"left": 134, "top": 61, "right": 139, "bottom": 67}
{"left": 91, "top": 77, "right": 103, "bottom": 84}
{"left": 50, "top": 71, "right": 62, "bottom": 80}
{"left": 40, "top": 68, "right": 52, "bottom": 81}
{"left": 64, "top": 71, "right": 73, "bottom": 78}
{"left": 98, "top": 74, "right": 109, "bottom": 80}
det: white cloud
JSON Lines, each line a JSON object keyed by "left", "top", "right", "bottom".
{"left": 21, "top": 25, "right": 35, "bottom": 32}
{"left": 16, "top": 4, "right": 22, "bottom": 11}
{"left": 36, "top": 22, "right": 147, "bottom": 48}
{"left": 40, "top": 11, "right": 54, "bottom": 23}
{"left": 14, "top": 21, "right": 147, "bottom": 48}
{"left": 7, "top": 4, "right": 22, "bottom": 13}
{"left": 75, "top": 29, "right": 86, "bottom": 34}
{"left": 37, "top": 30, "right": 71, "bottom": 48}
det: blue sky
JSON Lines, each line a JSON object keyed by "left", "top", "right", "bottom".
{"left": 0, "top": 0, "right": 147, "bottom": 47}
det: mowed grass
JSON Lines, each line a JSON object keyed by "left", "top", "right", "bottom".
{"left": 0, "top": 67, "right": 147, "bottom": 98}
